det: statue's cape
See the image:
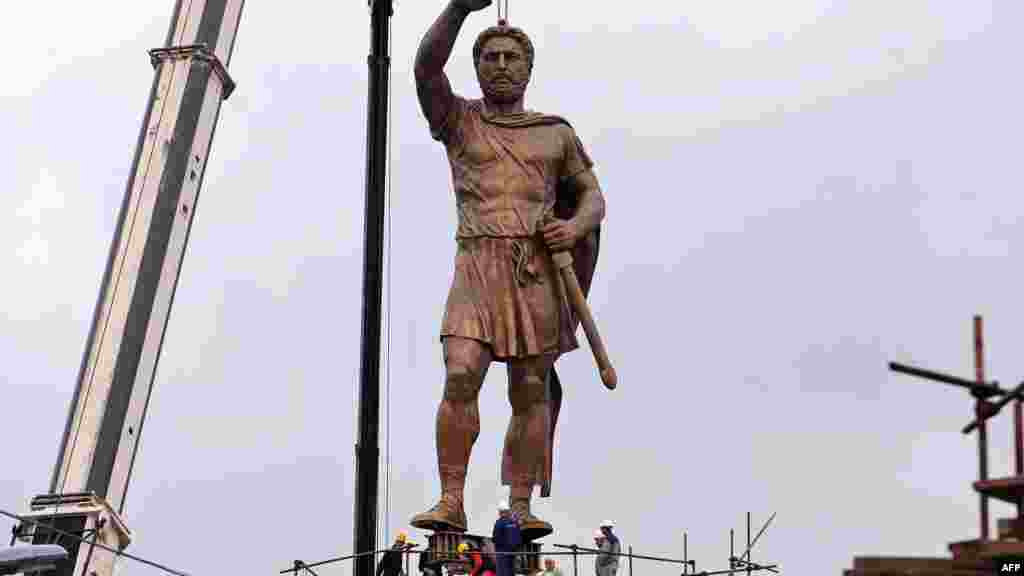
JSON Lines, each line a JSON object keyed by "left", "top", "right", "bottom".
{"left": 483, "top": 108, "right": 601, "bottom": 498}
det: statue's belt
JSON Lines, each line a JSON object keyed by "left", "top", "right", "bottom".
{"left": 456, "top": 235, "right": 545, "bottom": 287}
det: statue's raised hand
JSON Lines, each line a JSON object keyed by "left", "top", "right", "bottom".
{"left": 452, "top": 0, "right": 492, "bottom": 13}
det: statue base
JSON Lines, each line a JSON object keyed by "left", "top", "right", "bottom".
{"left": 423, "top": 531, "right": 544, "bottom": 575}
{"left": 519, "top": 523, "right": 553, "bottom": 543}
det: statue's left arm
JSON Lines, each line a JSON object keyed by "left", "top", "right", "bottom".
{"left": 543, "top": 174, "right": 604, "bottom": 251}
{"left": 568, "top": 170, "right": 606, "bottom": 237}
{"left": 542, "top": 126, "right": 606, "bottom": 252}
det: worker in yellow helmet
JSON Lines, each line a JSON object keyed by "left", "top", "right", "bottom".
{"left": 377, "top": 532, "right": 416, "bottom": 576}
{"left": 458, "top": 541, "right": 496, "bottom": 576}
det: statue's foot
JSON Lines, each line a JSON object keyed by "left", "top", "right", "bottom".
{"left": 410, "top": 495, "right": 467, "bottom": 532}
{"left": 511, "top": 497, "right": 553, "bottom": 541}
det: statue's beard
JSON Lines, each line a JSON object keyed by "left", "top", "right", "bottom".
{"left": 479, "top": 74, "right": 528, "bottom": 104}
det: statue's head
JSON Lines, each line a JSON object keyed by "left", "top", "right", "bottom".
{"left": 473, "top": 21, "right": 534, "bottom": 105}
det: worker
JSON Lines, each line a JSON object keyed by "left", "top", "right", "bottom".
{"left": 419, "top": 542, "right": 438, "bottom": 576}
{"left": 540, "top": 558, "right": 562, "bottom": 576}
{"left": 493, "top": 500, "right": 522, "bottom": 576}
{"left": 599, "top": 521, "right": 620, "bottom": 551}
{"left": 596, "top": 521, "right": 619, "bottom": 576}
{"left": 459, "top": 542, "right": 496, "bottom": 576}
{"left": 378, "top": 532, "right": 416, "bottom": 576}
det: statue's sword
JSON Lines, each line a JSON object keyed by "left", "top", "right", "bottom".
{"left": 551, "top": 250, "right": 617, "bottom": 390}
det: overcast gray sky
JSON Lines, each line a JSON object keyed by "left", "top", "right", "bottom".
{"left": 3, "top": 1, "right": 1023, "bottom": 575}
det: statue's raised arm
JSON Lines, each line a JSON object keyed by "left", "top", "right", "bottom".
{"left": 414, "top": 0, "right": 491, "bottom": 136}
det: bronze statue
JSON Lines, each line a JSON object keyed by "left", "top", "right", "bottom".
{"left": 410, "top": 0, "right": 608, "bottom": 540}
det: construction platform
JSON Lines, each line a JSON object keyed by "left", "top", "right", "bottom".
{"left": 843, "top": 556, "right": 994, "bottom": 576}
{"left": 845, "top": 317, "right": 1024, "bottom": 575}
{"left": 844, "top": 472, "right": 1024, "bottom": 575}
{"left": 973, "top": 475, "right": 1024, "bottom": 506}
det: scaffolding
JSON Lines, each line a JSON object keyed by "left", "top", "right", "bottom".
{"left": 845, "top": 315, "right": 1024, "bottom": 575}
{"left": 281, "top": 512, "right": 780, "bottom": 576}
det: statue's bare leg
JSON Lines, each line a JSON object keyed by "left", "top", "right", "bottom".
{"left": 503, "top": 353, "right": 556, "bottom": 539}
{"left": 410, "top": 336, "right": 492, "bottom": 532}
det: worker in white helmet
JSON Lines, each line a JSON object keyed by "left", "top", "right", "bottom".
{"left": 493, "top": 500, "right": 522, "bottom": 576}
{"left": 595, "top": 521, "right": 619, "bottom": 576}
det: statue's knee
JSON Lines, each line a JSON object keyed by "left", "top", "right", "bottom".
{"left": 510, "top": 374, "right": 547, "bottom": 411}
{"left": 444, "top": 363, "right": 481, "bottom": 403}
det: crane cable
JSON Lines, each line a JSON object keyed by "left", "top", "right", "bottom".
{"left": 0, "top": 508, "right": 191, "bottom": 576}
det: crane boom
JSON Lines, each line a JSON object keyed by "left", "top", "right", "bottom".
{"left": 353, "top": 0, "right": 394, "bottom": 573}
{"left": 15, "top": 2, "right": 245, "bottom": 575}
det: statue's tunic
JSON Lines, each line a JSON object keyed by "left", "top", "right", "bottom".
{"left": 431, "top": 96, "right": 594, "bottom": 360}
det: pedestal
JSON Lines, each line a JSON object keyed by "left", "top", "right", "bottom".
{"left": 424, "top": 531, "right": 543, "bottom": 575}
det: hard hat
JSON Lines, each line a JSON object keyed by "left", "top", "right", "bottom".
{"left": 499, "top": 500, "right": 511, "bottom": 511}
{"left": 397, "top": 532, "right": 408, "bottom": 543}
{"left": 457, "top": 543, "right": 470, "bottom": 554}
{"left": 593, "top": 529, "right": 604, "bottom": 539}
{"left": 599, "top": 520, "right": 615, "bottom": 528}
